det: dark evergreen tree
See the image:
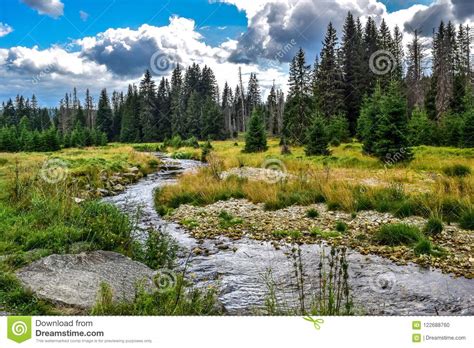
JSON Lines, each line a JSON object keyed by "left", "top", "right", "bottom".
{"left": 283, "top": 48, "right": 313, "bottom": 144}
{"left": 316, "top": 22, "right": 344, "bottom": 118}
{"left": 246, "top": 73, "right": 261, "bottom": 114}
{"left": 96, "top": 88, "right": 113, "bottom": 139}
{"left": 362, "top": 17, "right": 379, "bottom": 97}
{"left": 139, "top": 70, "right": 158, "bottom": 141}
{"left": 170, "top": 64, "right": 185, "bottom": 137}
{"left": 305, "top": 115, "right": 330, "bottom": 156}
{"left": 407, "top": 107, "right": 435, "bottom": 146}
{"left": 156, "top": 78, "right": 172, "bottom": 141}
{"left": 373, "top": 81, "right": 413, "bottom": 162}
{"left": 341, "top": 12, "right": 364, "bottom": 134}
{"left": 357, "top": 84, "right": 383, "bottom": 154}
{"left": 120, "top": 85, "right": 141, "bottom": 142}
{"left": 244, "top": 109, "right": 267, "bottom": 152}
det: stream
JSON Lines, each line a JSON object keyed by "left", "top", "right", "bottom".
{"left": 104, "top": 154, "right": 474, "bottom": 315}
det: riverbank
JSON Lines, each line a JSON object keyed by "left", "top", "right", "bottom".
{"left": 0, "top": 145, "right": 220, "bottom": 315}
{"left": 154, "top": 139, "right": 474, "bottom": 279}
{"left": 168, "top": 198, "right": 473, "bottom": 278}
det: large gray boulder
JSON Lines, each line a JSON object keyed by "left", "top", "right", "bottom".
{"left": 16, "top": 251, "right": 155, "bottom": 309}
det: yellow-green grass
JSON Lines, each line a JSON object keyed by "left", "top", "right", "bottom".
{"left": 0, "top": 144, "right": 157, "bottom": 196}
{"left": 155, "top": 139, "right": 473, "bottom": 224}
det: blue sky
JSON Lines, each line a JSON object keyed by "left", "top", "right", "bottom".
{"left": 0, "top": 0, "right": 247, "bottom": 49}
{"left": 0, "top": 0, "right": 471, "bottom": 106}
{"left": 0, "top": 0, "right": 433, "bottom": 49}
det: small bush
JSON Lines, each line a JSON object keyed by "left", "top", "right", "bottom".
{"left": 374, "top": 223, "right": 422, "bottom": 246}
{"left": 306, "top": 208, "right": 319, "bottom": 218}
{"left": 459, "top": 210, "right": 474, "bottom": 230}
{"left": 414, "top": 239, "right": 432, "bottom": 256}
{"left": 335, "top": 221, "right": 348, "bottom": 233}
{"left": 423, "top": 217, "right": 443, "bottom": 236}
{"left": 442, "top": 164, "right": 471, "bottom": 177}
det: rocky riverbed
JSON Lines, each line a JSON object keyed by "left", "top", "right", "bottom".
{"left": 102, "top": 154, "right": 474, "bottom": 315}
{"left": 169, "top": 199, "right": 474, "bottom": 279}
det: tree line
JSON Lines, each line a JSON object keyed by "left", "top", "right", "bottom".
{"left": 0, "top": 13, "right": 473, "bottom": 158}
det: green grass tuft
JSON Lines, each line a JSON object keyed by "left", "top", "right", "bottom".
{"left": 423, "top": 217, "right": 443, "bottom": 236}
{"left": 374, "top": 223, "right": 422, "bottom": 246}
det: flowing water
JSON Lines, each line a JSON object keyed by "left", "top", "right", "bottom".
{"left": 104, "top": 154, "right": 474, "bottom": 315}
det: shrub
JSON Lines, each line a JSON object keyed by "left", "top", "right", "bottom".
{"left": 335, "top": 221, "right": 348, "bottom": 233}
{"left": 442, "top": 164, "right": 471, "bottom": 177}
{"left": 459, "top": 210, "right": 474, "bottom": 230}
{"left": 306, "top": 208, "right": 319, "bottom": 218}
{"left": 414, "top": 239, "right": 432, "bottom": 256}
{"left": 374, "top": 223, "right": 422, "bottom": 246}
{"left": 423, "top": 217, "right": 443, "bottom": 236}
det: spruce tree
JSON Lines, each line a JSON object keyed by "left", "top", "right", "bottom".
{"left": 357, "top": 84, "right": 383, "bottom": 154}
{"left": 373, "top": 81, "right": 413, "bottom": 163}
{"left": 244, "top": 109, "right": 267, "bottom": 153}
{"left": 341, "top": 12, "right": 364, "bottom": 134}
{"left": 185, "top": 91, "right": 201, "bottom": 138}
{"left": 305, "top": 115, "right": 330, "bottom": 156}
{"left": 120, "top": 85, "right": 141, "bottom": 142}
{"left": 96, "top": 88, "right": 113, "bottom": 139}
{"left": 156, "top": 78, "right": 172, "bottom": 141}
{"left": 283, "top": 48, "right": 313, "bottom": 144}
{"left": 139, "top": 70, "right": 158, "bottom": 141}
{"left": 407, "top": 107, "right": 435, "bottom": 146}
{"left": 316, "top": 22, "right": 344, "bottom": 118}
{"left": 170, "top": 65, "right": 185, "bottom": 137}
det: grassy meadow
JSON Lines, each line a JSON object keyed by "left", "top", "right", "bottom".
{"left": 155, "top": 137, "right": 474, "bottom": 222}
{"left": 0, "top": 144, "right": 219, "bottom": 315}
